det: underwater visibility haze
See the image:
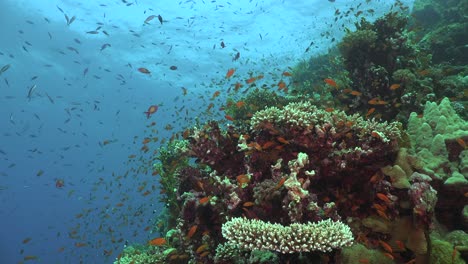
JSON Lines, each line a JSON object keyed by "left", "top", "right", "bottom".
{"left": 1, "top": 0, "right": 467, "bottom": 263}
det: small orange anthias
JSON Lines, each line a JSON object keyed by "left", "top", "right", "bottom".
{"left": 144, "top": 105, "right": 158, "bottom": 119}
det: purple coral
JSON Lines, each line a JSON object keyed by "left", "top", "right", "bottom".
{"left": 408, "top": 172, "right": 438, "bottom": 228}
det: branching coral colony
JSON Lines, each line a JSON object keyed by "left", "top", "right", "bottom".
{"left": 115, "top": 2, "right": 468, "bottom": 263}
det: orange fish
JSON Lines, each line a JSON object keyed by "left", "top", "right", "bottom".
{"left": 211, "top": 90, "right": 220, "bottom": 99}
{"left": 225, "top": 68, "right": 235, "bottom": 78}
{"left": 282, "top": 71, "right": 292, "bottom": 77}
{"left": 276, "top": 136, "right": 289, "bottom": 144}
{"left": 186, "top": 225, "right": 198, "bottom": 239}
{"left": 237, "top": 174, "right": 250, "bottom": 185}
{"left": 206, "top": 103, "right": 214, "bottom": 111}
{"left": 231, "top": 83, "right": 241, "bottom": 93}
{"left": 389, "top": 83, "right": 401, "bottom": 90}
{"left": 236, "top": 101, "right": 245, "bottom": 108}
{"left": 24, "top": 256, "right": 39, "bottom": 261}
{"left": 379, "top": 240, "right": 393, "bottom": 253}
{"left": 324, "top": 78, "right": 337, "bottom": 87}
{"left": 366, "top": 108, "right": 376, "bottom": 118}
{"left": 383, "top": 253, "right": 394, "bottom": 260}
{"left": 243, "top": 201, "right": 255, "bottom": 207}
{"left": 274, "top": 177, "right": 286, "bottom": 190}
{"left": 144, "top": 105, "right": 158, "bottom": 119}
{"left": 75, "top": 242, "right": 87, "bottom": 247}
{"left": 248, "top": 142, "right": 262, "bottom": 151}
{"left": 277, "top": 80, "right": 286, "bottom": 90}
{"left": 148, "top": 237, "right": 166, "bottom": 246}
{"left": 456, "top": 138, "right": 466, "bottom": 149}
{"left": 395, "top": 240, "right": 405, "bottom": 250}
{"left": 350, "top": 90, "right": 362, "bottom": 96}
{"left": 368, "top": 98, "right": 387, "bottom": 105}
{"left": 199, "top": 196, "right": 211, "bottom": 204}
{"left": 376, "top": 209, "right": 389, "bottom": 220}
{"left": 22, "top": 237, "right": 32, "bottom": 244}
{"left": 245, "top": 77, "right": 256, "bottom": 84}
{"left": 225, "top": 115, "right": 234, "bottom": 121}
{"left": 196, "top": 244, "right": 209, "bottom": 254}
{"left": 138, "top": 67, "right": 151, "bottom": 74}
{"left": 262, "top": 141, "right": 275, "bottom": 149}
{"left": 376, "top": 193, "right": 391, "bottom": 204}
{"left": 372, "top": 203, "right": 386, "bottom": 211}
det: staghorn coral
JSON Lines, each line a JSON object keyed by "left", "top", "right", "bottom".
{"left": 221, "top": 217, "right": 354, "bottom": 254}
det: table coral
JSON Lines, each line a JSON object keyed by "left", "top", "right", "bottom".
{"left": 221, "top": 217, "right": 354, "bottom": 254}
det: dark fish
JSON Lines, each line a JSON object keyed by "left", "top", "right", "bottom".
{"left": 67, "top": 46, "right": 79, "bottom": 54}
{"left": 27, "top": 84, "right": 37, "bottom": 101}
{"left": 68, "top": 15, "right": 76, "bottom": 25}
{"left": 144, "top": 15, "right": 156, "bottom": 24}
{"left": 157, "top": 15, "right": 163, "bottom": 24}
{"left": 100, "top": 43, "right": 111, "bottom": 51}
{"left": 46, "top": 93, "right": 55, "bottom": 104}
{"left": 232, "top": 51, "right": 240, "bottom": 61}
{"left": 0, "top": 64, "right": 10, "bottom": 75}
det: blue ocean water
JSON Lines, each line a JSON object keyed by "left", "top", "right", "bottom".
{"left": 0, "top": 0, "right": 414, "bottom": 263}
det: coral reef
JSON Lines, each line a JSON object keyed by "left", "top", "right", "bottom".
{"left": 115, "top": 1, "right": 468, "bottom": 263}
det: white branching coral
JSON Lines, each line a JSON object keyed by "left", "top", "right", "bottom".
{"left": 221, "top": 217, "right": 354, "bottom": 253}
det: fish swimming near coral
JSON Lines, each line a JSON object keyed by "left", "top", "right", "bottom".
{"left": 144, "top": 105, "right": 159, "bottom": 119}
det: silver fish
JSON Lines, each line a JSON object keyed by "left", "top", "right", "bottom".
{"left": 27, "top": 84, "right": 37, "bottom": 101}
